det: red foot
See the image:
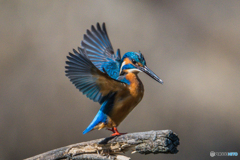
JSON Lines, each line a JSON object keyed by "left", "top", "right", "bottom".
{"left": 108, "top": 127, "right": 127, "bottom": 136}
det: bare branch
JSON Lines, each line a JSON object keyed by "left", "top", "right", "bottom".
{"left": 25, "top": 130, "right": 179, "bottom": 160}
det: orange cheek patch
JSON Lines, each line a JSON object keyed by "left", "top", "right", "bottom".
{"left": 123, "top": 58, "right": 143, "bottom": 67}
{"left": 123, "top": 58, "right": 132, "bottom": 65}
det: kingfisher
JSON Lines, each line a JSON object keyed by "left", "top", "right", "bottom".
{"left": 65, "top": 23, "right": 163, "bottom": 136}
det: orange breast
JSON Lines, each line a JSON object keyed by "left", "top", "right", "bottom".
{"left": 108, "top": 72, "right": 144, "bottom": 127}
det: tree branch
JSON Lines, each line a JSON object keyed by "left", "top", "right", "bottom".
{"left": 25, "top": 130, "right": 179, "bottom": 160}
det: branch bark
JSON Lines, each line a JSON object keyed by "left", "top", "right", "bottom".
{"left": 25, "top": 130, "right": 179, "bottom": 160}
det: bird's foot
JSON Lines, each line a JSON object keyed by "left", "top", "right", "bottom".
{"left": 111, "top": 132, "right": 126, "bottom": 136}
{"left": 108, "top": 127, "right": 127, "bottom": 136}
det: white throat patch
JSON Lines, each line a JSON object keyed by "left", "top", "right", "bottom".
{"left": 126, "top": 68, "right": 141, "bottom": 73}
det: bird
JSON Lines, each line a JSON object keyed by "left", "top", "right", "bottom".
{"left": 65, "top": 23, "right": 163, "bottom": 136}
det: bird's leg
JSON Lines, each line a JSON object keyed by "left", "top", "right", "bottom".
{"left": 107, "top": 127, "right": 114, "bottom": 132}
{"left": 110, "top": 127, "right": 127, "bottom": 136}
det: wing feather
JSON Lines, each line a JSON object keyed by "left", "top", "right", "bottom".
{"left": 65, "top": 48, "right": 126, "bottom": 104}
{"left": 81, "top": 23, "right": 121, "bottom": 76}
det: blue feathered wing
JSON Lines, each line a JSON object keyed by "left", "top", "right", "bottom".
{"left": 81, "top": 23, "right": 121, "bottom": 80}
{"left": 65, "top": 48, "right": 125, "bottom": 104}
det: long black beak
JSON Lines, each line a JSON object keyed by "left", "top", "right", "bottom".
{"left": 138, "top": 66, "right": 163, "bottom": 84}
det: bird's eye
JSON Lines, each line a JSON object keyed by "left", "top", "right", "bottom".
{"left": 132, "top": 59, "right": 137, "bottom": 64}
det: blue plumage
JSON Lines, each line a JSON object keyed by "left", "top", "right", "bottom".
{"left": 122, "top": 52, "right": 146, "bottom": 66}
{"left": 83, "top": 92, "right": 116, "bottom": 134}
{"left": 82, "top": 110, "right": 107, "bottom": 134}
{"left": 66, "top": 48, "right": 102, "bottom": 102}
{"left": 65, "top": 23, "right": 163, "bottom": 136}
{"left": 81, "top": 23, "right": 122, "bottom": 80}
{"left": 65, "top": 48, "right": 117, "bottom": 104}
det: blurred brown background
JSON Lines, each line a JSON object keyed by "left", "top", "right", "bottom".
{"left": 1, "top": 0, "right": 240, "bottom": 159}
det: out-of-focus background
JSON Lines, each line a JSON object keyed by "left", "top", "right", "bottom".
{"left": 1, "top": 0, "right": 240, "bottom": 159}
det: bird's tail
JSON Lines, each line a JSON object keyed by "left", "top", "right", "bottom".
{"left": 83, "top": 110, "right": 107, "bottom": 134}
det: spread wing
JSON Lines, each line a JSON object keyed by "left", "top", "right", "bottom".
{"left": 65, "top": 48, "right": 126, "bottom": 104}
{"left": 81, "top": 23, "right": 121, "bottom": 79}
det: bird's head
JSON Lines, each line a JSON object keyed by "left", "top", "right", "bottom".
{"left": 120, "top": 52, "right": 163, "bottom": 84}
